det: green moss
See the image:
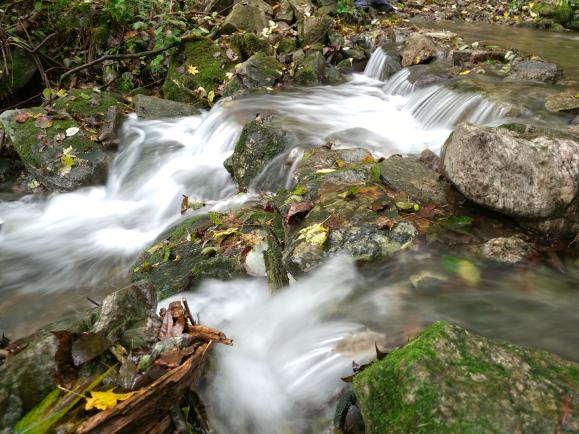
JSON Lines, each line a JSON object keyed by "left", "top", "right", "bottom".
{"left": 162, "top": 37, "right": 232, "bottom": 105}
{"left": 230, "top": 32, "right": 270, "bottom": 60}
{"left": 52, "top": 89, "right": 121, "bottom": 117}
{"left": 353, "top": 321, "right": 579, "bottom": 434}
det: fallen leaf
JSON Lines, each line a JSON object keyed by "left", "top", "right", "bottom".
{"left": 297, "top": 223, "right": 328, "bottom": 246}
{"left": 15, "top": 112, "right": 30, "bottom": 123}
{"left": 375, "top": 216, "right": 398, "bottom": 230}
{"left": 315, "top": 168, "right": 336, "bottom": 174}
{"left": 225, "top": 71, "right": 234, "bottom": 80}
{"left": 187, "top": 65, "right": 199, "bottom": 75}
{"left": 459, "top": 69, "right": 471, "bottom": 75}
{"left": 65, "top": 127, "right": 80, "bottom": 137}
{"left": 84, "top": 390, "right": 138, "bottom": 411}
{"left": 213, "top": 227, "right": 240, "bottom": 241}
{"left": 457, "top": 259, "right": 480, "bottom": 287}
{"left": 208, "top": 90, "right": 215, "bottom": 104}
{"left": 285, "top": 201, "right": 314, "bottom": 223}
{"left": 71, "top": 333, "right": 112, "bottom": 366}
{"left": 35, "top": 116, "right": 53, "bottom": 129}
{"left": 27, "top": 179, "right": 40, "bottom": 189}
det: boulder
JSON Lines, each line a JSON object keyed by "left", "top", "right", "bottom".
{"left": 280, "top": 147, "right": 420, "bottom": 275}
{"left": 203, "top": 0, "right": 235, "bottom": 14}
{"left": 0, "top": 108, "right": 109, "bottom": 191}
{"left": 91, "top": 281, "right": 160, "bottom": 349}
{"left": 224, "top": 115, "right": 296, "bottom": 191}
{"left": 441, "top": 123, "right": 579, "bottom": 235}
{"left": 298, "top": 15, "right": 334, "bottom": 46}
{"left": 275, "top": 0, "right": 295, "bottom": 22}
{"left": 0, "top": 313, "right": 88, "bottom": 430}
{"left": 0, "top": 48, "right": 37, "bottom": 105}
{"left": 132, "top": 95, "right": 198, "bottom": 119}
{"left": 162, "top": 37, "right": 232, "bottom": 106}
{"left": 353, "top": 321, "right": 579, "bottom": 434}
{"left": 508, "top": 59, "right": 562, "bottom": 84}
{"left": 133, "top": 209, "right": 284, "bottom": 298}
{"left": 220, "top": 0, "right": 272, "bottom": 35}
{"left": 294, "top": 51, "right": 327, "bottom": 85}
{"left": 545, "top": 92, "right": 579, "bottom": 114}
{"left": 399, "top": 33, "right": 441, "bottom": 67}
{"left": 234, "top": 52, "right": 283, "bottom": 88}
{"left": 378, "top": 155, "right": 448, "bottom": 205}
{"left": 230, "top": 32, "right": 272, "bottom": 61}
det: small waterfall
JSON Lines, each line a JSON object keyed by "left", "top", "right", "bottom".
{"left": 402, "top": 85, "right": 511, "bottom": 128}
{"left": 364, "top": 47, "right": 405, "bottom": 83}
{"left": 0, "top": 64, "right": 512, "bottom": 333}
{"left": 160, "top": 256, "right": 369, "bottom": 434}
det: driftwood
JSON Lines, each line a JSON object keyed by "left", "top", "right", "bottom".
{"left": 74, "top": 342, "right": 212, "bottom": 434}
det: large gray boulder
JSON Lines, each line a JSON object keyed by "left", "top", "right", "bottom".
{"left": 353, "top": 321, "right": 579, "bottom": 434}
{"left": 441, "top": 123, "right": 579, "bottom": 235}
{"left": 220, "top": 0, "right": 272, "bottom": 35}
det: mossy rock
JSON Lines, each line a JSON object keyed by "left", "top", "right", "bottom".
{"left": 224, "top": 114, "right": 296, "bottom": 191}
{"left": 234, "top": 52, "right": 283, "bottom": 89}
{"left": 220, "top": 0, "right": 271, "bottom": 35}
{"left": 353, "top": 321, "right": 579, "bottom": 434}
{"left": 0, "top": 108, "right": 109, "bottom": 191}
{"left": 52, "top": 89, "right": 122, "bottom": 118}
{"left": 133, "top": 210, "right": 283, "bottom": 299}
{"left": 294, "top": 51, "right": 327, "bottom": 86}
{"left": 280, "top": 147, "right": 418, "bottom": 275}
{"left": 162, "top": 37, "right": 233, "bottom": 106}
{"left": 230, "top": 32, "right": 272, "bottom": 61}
{"left": 0, "top": 48, "right": 37, "bottom": 104}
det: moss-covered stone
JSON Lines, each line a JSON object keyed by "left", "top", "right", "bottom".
{"left": 0, "top": 108, "right": 109, "bottom": 191}
{"left": 230, "top": 32, "right": 272, "bottom": 61}
{"left": 52, "top": 89, "right": 121, "bottom": 118}
{"left": 234, "top": 52, "right": 283, "bottom": 89}
{"left": 295, "top": 51, "right": 327, "bottom": 86}
{"left": 162, "top": 37, "right": 232, "bottom": 106}
{"left": 225, "top": 115, "right": 296, "bottom": 191}
{"left": 280, "top": 147, "right": 419, "bottom": 275}
{"left": 353, "top": 321, "right": 579, "bottom": 434}
{"left": 220, "top": 0, "right": 271, "bottom": 35}
{"left": 133, "top": 209, "right": 282, "bottom": 299}
{"left": 0, "top": 48, "right": 37, "bottom": 104}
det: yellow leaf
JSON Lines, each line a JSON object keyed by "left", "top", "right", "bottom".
{"left": 84, "top": 390, "right": 138, "bottom": 411}
{"left": 187, "top": 65, "right": 200, "bottom": 76}
{"left": 225, "top": 72, "right": 234, "bottom": 80}
{"left": 414, "top": 55, "right": 421, "bottom": 64}
{"left": 213, "top": 227, "right": 239, "bottom": 240}
{"left": 56, "top": 89, "right": 68, "bottom": 98}
{"left": 297, "top": 223, "right": 328, "bottom": 246}
{"left": 456, "top": 259, "right": 480, "bottom": 287}
{"left": 208, "top": 90, "right": 215, "bottom": 104}
{"left": 459, "top": 70, "right": 471, "bottom": 75}
{"left": 315, "top": 168, "right": 336, "bottom": 174}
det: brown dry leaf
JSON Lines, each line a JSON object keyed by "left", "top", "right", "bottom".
{"left": 285, "top": 201, "right": 314, "bottom": 224}
{"left": 375, "top": 216, "right": 398, "bottom": 230}
{"left": 15, "top": 112, "right": 30, "bottom": 123}
{"left": 34, "top": 116, "right": 53, "bottom": 129}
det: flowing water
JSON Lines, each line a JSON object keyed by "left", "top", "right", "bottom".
{"left": 0, "top": 46, "right": 578, "bottom": 433}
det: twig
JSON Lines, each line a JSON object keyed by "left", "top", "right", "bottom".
{"left": 1, "top": 92, "right": 42, "bottom": 110}
{"left": 87, "top": 297, "right": 100, "bottom": 307}
{"left": 182, "top": 298, "right": 196, "bottom": 326}
{"left": 58, "top": 34, "right": 198, "bottom": 86}
{"left": 30, "top": 32, "right": 56, "bottom": 53}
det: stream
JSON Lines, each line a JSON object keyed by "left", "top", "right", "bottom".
{"left": 0, "top": 28, "right": 578, "bottom": 433}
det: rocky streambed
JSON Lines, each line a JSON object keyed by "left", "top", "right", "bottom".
{"left": 1, "top": 1, "right": 579, "bottom": 432}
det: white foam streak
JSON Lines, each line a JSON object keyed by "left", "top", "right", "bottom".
{"left": 161, "top": 256, "right": 362, "bottom": 434}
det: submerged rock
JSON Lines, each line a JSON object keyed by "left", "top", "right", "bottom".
{"left": 508, "top": 59, "right": 563, "bottom": 84}
{"left": 353, "top": 321, "right": 579, "bottom": 434}
{"left": 224, "top": 115, "right": 296, "bottom": 191}
{"left": 441, "top": 123, "right": 579, "bottom": 235}
{"left": 545, "top": 92, "right": 579, "bottom": 114}
{"left": 0, "top": 107, "right": 109, "bottom": 191}
{"left": 473, "top": 236, "right": 536, "bottom": 264}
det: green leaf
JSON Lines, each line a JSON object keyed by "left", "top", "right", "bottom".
{"left": 14, "top": 366, "right": 115, "bottom": 434}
